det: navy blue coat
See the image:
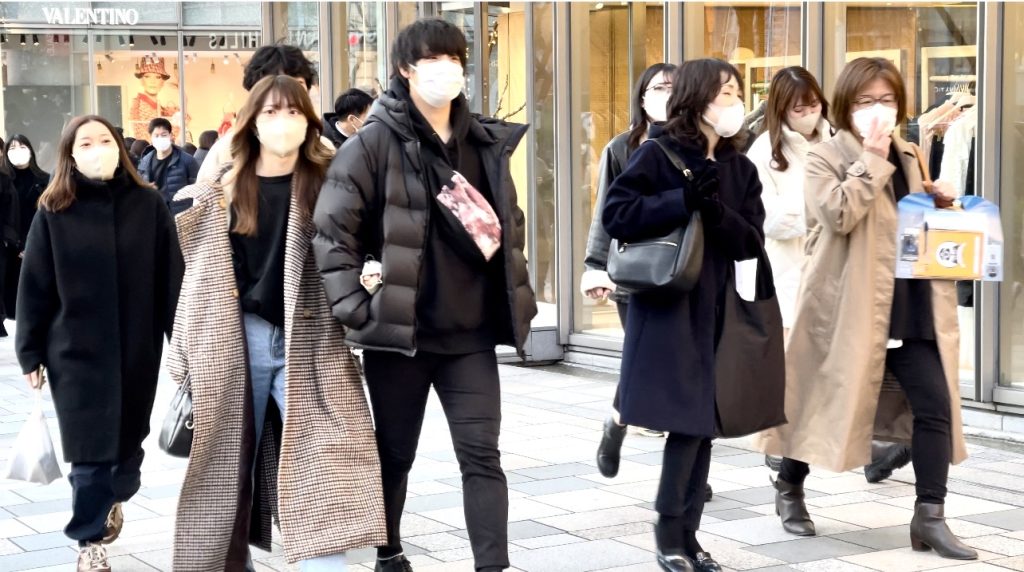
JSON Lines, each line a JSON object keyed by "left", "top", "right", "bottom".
{"left": 138, "top": 146, "right": 198, "bottom": 205}
{"left": 602, "top": 133, "right": 765, "bottom": 437}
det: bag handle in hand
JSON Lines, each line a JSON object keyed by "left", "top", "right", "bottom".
{"left": 650, "top": 138, "right": 695, "bottom": 182}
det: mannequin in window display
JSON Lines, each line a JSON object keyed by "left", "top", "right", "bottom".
{"left": 129, "top": 57, "right": 180, "bottom": 141}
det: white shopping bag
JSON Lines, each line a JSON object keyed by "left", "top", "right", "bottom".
{"left": 5, "top": 389, "right": 62, "bottom": 485}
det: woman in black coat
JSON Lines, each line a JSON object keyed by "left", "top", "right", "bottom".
{"left": 602, "top": 59, "right": 767, "bottom": 572}
{"left": 15, "top": 115, "right": 182, "bottom": 571}
{"left": 3, "top": 134, "right": 51, "bottom": 317}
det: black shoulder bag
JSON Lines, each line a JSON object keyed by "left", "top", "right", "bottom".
{"left": 607, "top": 138, "right": 704, "bottom": 293}
{"left": 158, "top": 376, "right": 193, "bottom": 458}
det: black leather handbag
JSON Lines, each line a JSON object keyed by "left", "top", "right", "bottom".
{"left": 607, "top": 138, "right": 704, "bottom": 293}
{"left": 158, "top": 377, "right": 193, "bottom": 458}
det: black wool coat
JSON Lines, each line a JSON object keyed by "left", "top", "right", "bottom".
{"left": 602, "top": 133, "right": 765, "bottom": 437}
{"left": 16, "top": 170, "right": 183, "bottom": 463}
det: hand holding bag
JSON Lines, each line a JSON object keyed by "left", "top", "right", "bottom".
{"left": 714, "top": 248, "right": 787, "bottom": 438}
{"left": 5, "top": 388, "right": 62, "bottom": 485}
{"left": 158, "top": 376, "right": 193, "bottom": 458}
{"left": 607, "top": 138, "right": 704, "bottom": 293}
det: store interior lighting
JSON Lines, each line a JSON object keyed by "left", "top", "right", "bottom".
{"left": 223, "top": 55, "right": 229, "bottom": 65}
{"left": 119, "top": 36, "right": 125, "bottom": 46}
{"left": 129, "top": 35, "right": 134, "bottom": 47}
{"left": 19, "top": 35, "right": 25, "bottom": 46}
{"left": 105, "top": 53, "right": 114, "bottom": 63}
{"left": 32, "top": 34, "right": 39, "bottom": 46}
{"left": 210, "top": 62, "right": 215, "bottom": 73}
{"left": 0, "top": 34, "right": 6, "bottom": 44}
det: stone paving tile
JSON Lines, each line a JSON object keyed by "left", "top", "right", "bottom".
{"left": 509, "top": 539, "right": 651, "bottom": 572}
{"left": 963, "top": 510, "right": 1024, "bottom": 531}
{"left": 509, "top": 476, "right": 600, "bottom": 497}
{"left": 703, "top": 515, "right": 865, "bottom": 546}
{"left": 791, "top": 559, "right": 878, "bottom": 572}
{"left": 878, "top": 493, "right": 1016, "bottom": 518}
{"left": 809, "top": 501, "right": 915, "bottom": 529}
{"left": 704, "top": 508, "right": 766, "bottom": 522}
{"left": 0, "top": 547, "right": 77, "bottom": 572}
{"left": 746, "top": 537, "right": 874, "bottom": 564}
{"left": 840, "top": 547, "right": 1000, "bottom": 571}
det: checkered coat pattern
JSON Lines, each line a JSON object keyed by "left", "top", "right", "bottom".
{"left": 167, "top": 176, "right": 386, "bottom": 568}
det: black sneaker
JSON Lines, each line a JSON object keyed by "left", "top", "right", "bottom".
{"left": 375, "top": 555, "right": 414, "bottom": 572}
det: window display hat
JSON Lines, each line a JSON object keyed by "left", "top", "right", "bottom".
{"left": 135, "top": 57, "right": 170, "bottom": 80}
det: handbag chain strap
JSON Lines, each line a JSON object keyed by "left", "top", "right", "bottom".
{"left": 651, "top": 138, "right": 695, "bottom": 182}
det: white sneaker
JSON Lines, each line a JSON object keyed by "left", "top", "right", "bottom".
{"left": 78, "top": 543, "right": 111, "bottom": 572}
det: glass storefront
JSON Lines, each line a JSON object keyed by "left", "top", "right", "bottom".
{"left": 1000, "top": 3, "right": 1024, "bottom": 390}
{"left": 1, "top": 2, "right": 1023, "bottom": 402}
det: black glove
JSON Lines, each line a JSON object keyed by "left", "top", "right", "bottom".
{"left": 697, "top": 191, "right": 724, "bottom": 227}
{"left": 684, "top": 162, "right": 723, "bottom": 225}
{"left": 694, "top": 161, "right": 719, "bottom": 199}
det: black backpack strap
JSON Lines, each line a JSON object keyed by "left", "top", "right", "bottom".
{"left": 650, "top": 138, "right": 695, "bottom": 182}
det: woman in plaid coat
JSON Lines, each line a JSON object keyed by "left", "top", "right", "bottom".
{"left": 168, "top": 75, "right": 385, "bottom": 571}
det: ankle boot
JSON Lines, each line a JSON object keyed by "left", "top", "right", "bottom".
{"left": 772, "top": 476, "right": 815, "bottom": 536}
{"left": 910, "top": 502, "right": 978, "bottom": 560}
{"left": 597, "top": 417, "right": 627, "bottom": 478}
{"left": 864, "top": 442, "right": 912, "bottom": 484}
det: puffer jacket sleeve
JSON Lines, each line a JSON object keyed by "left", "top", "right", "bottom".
{"left": 805, "top": 146, "right": 895, "bottom": 236}
{"left": 313, "top": 133, "right": 380, "bottom": 330}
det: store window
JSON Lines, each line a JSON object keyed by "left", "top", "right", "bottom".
{"left": 272, "top": 3, "right": 322, "bottom": 110}
{"left": 92, "top": 2, "right": 177, "bottom": 24}
{"left": 570, "top": 2, "right": 664, "bottom": 338}
{"left": 346, "top": 3, "right": 384, "bottom": 94}
{"left": 693, "top": 2, "right": 802, "bottom": 113}
{"left": 0, "top": 30, "right": 91, "bottom": 172}
{"left": 1000, "top": 3, "right": 1024, "bottom": 388}
{"left": 531, "top": 3, "right": 556, "bottom": 324}
{"left": 828, "top": 2, "right": 978, "bottom": 383}
{"left": 183, "top": 2, "right": 261, "bottom": 27}
{"left": 0, "top": 2, "right": 87, "bottom": 23}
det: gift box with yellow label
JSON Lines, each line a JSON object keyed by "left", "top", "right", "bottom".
{"left": 910, "top": 228, "right": 983, "bottom": 280}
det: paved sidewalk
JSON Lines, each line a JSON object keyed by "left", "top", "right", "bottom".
{"left": 3, "top": 334, "right": 1024, "bottom": 571}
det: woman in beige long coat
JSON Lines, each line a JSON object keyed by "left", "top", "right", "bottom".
{"left": 168, "top": 75, "right": 385, "bottom": 571}
{"left": 756, "top": 57, "right": 975, "bottom": 561}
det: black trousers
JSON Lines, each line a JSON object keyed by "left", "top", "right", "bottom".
{"left": 780, "top": 339, "right": 951, "bottom": 504}
{"left": 656, "top": 435, "right": 712, "bottom": 529}
{"left": 363, "top": 350, "right": 509, "bottom": 570}
{"left": 65, "top": 448, "right": 144, "bottom": 545}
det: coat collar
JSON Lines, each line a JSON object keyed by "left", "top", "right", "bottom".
{"left": 831, "top": 129, "right": 923, "bottom": 191}
{"left": 780, "top": 117, "right": 833, "bottom": 155}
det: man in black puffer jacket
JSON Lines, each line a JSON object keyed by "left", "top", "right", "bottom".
{"left": 313, "top": 18, "right": 536, "bottom": 572}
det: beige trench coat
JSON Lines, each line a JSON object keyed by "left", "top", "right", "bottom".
{"left": 167, "top": 175, "right": 386, "bottom": 569}
{"left": 756, "top": 130, "right": 968, "bottom": 473}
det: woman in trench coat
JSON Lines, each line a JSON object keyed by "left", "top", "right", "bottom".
{"left": 603, "top": 59, "right": 769, "bottom": 572}
{"left": 756, "top": 57, "right": 975, "bottom": 561}
{"left": 169, "top": 75, "right": 385, "bottom": 571}
{"left": 16, "top": 115, "right": 181, "bottom": 572}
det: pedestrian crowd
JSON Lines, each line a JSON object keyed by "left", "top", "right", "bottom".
{"left": 1, "top": 16, "right": 979, "bottom": 572}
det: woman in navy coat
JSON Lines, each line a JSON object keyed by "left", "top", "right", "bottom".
{"left": 602, "top": 59, "right": 766, "bottom": 572}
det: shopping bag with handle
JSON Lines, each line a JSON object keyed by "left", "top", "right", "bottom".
{"left": 4, "top": 389, "right": 62, "bottom": 485}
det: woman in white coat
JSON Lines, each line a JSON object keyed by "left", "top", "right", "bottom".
{"left": 746, "top": 66, "right": 831, "bottom": 334}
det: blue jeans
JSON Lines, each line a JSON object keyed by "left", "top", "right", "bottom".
{"left": 244, "top": 313, "right": 347, "bottom": 571}
{"left": 65, "top": 449, "right": 144, "bottom": 545}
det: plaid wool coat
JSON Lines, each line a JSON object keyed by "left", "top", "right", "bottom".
{"left": 167, "top": 174, "right": 386, "bottom": 569}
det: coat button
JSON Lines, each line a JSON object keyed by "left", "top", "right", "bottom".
{"left": 302, "top": 309, "right": 313, "bottom": 319}
{"left": 231, "top": 288, "right": 239, "bottom": 299}
{"left": 218, "top": 198, "right": 227, "bottom": 209}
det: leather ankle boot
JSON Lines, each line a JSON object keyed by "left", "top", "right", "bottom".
{"left": 910, "top": 502, "right": 978, "bottom": 560}
{"left": 597, "top": 417, "right": 627, "bottom": 478}
{"left": 772, "top": 476, "right": 815, "bottom": 536}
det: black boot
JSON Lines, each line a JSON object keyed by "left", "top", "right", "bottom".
{"left": 704, "top": 483, "right": 713, "bottom": 502}
{"left": 375, "top": 555, "right": 414, "bottom": 572}
{"left": 597, "top": 417, "right": 627, "bottom": 478}
{"left": 864, "top": 442, "right": 912, "bottom": 483}
{"left": 910, "top": 503, "right": 978, "bottom": 560}
{"left": 773, "top": 476, "right": 815, "bottom": 536}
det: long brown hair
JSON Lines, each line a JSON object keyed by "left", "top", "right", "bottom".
{"left": 765, "top": 67, "right": 830, "bottom": 172}
{"left": 39, "top": 115, "right": 152, "bottom": 213}
{"left": 664, "top": 59, "right": 747, "bottom": 151}
{"left": 227, "top": 75, "right": 332, "bottom": 236}
{"left": 832, "top": 57, "right": 907, "bottom": 134}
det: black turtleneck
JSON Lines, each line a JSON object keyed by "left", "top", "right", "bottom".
{"left": 387, "top": 78, "right": 505, "bottom": 354}
{"left": 887, "top": 145, "right": 934, "bottom": 341}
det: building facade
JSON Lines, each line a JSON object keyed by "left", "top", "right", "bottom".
{"left": 1, "top": 1, "right": 1022, "bottom": 421}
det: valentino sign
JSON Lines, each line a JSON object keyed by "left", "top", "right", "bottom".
{"left": 43, "top": 7, "right": 141, "bottom": 26}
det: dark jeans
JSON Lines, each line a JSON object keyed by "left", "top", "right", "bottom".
{"left": 363, "top": 350, "right": 509, "bottom": 570}
{"left": 65, "top": 448, "right": 144, "bottom": 545}
{"left": 656, "top": 435, "right": 712, "bottom": 529}
{"left": 780, "top": 339, "right": 951, "bottom": 504}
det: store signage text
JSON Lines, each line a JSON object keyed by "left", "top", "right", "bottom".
{"left": 209, "top": 32, "right": 260, "bottom": 50}
{"left": 43, "top": 7, "right": 140, "bottom": 26}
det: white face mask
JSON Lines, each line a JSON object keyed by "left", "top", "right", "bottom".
{"left": 644, "top": 91, "right": 671, "bottom": 123}
{"left": 7, "top": 148, "right": 31, "bottom": 167}
{"left": 852, "top": 104, "right": 897, "bottom": 139}
{"left": 256, "top": 116, "right": 309, "bottom": 157}
{"left": 152, "top": 136, "right": 172, "bottom": 153}
{"left": 73, "top": 145, "right": 120, "bottom": 181}
{"left": 787, "top": 111, "right": 821, "bottom": 137}
{"left": 410, "top": 60, "right": 466, "bottom": 108}
{"left": 704, "top": 101, "right": 746, "bottom": 138}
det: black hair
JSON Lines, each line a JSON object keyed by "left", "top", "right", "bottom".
{"left": 148, "top": 117, "right": 173, "bottom": 135}
{"left": 130, "top": 139, "right": 149, "bottom": 158}
{"left": 665, "top": 58, "right": 746, "bottom": 151}
{"left": 4, "top": 135, "right": 47, "bottom": 179}
{"left": 198, "top": 130, "right": 219, "bottom": 150}
{"left": 243, "top": 44, "right": 317, "bottom": 91}
{"left": 0, "top": 137, "right": 9, "bottom": 177}
{"left": 390, "top": 18, "right": 468, "bottom": 78}
{"left": 628, "top": 63, "right": 678, "bottom": 151}
{"left": 183, "top": 143, "right": 198, "bottom": 155}
{"left": 333, "top": 88, "right": 375, "bottom": 118}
